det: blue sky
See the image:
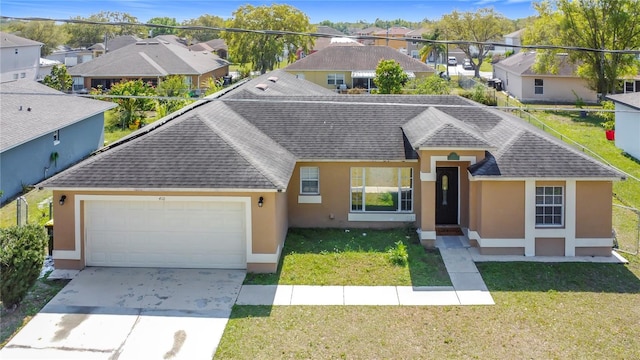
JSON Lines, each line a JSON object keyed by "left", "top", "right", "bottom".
{"left": 1, "top": 0, "right": 536, "bottom": 23}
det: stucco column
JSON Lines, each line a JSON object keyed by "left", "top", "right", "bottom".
{"left": 524, "top": 180, "right": 536, "bottom": 256}
{"left": 564, "top": 180, "right": 577, "bottom": 256}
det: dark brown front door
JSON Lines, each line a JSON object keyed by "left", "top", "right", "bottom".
{"left": 436, "top": 167, "right": 458, "bottom": 225}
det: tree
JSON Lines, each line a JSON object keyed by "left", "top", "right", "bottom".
{"left": 108, "top": 80, "right": 156, "bottom": 129}
{"left": 525, "top": 0, "right": 640, "bottom": 97}
{"left": 8, "top": 21, "right": 66, "bottom": 56}
{"left": 222, "top": 4, "right": 314, "bottom": 74}
{"left": 65, "top": 11, "right": 140, "bottom": 48}
{"left": 373, "top": 59, "right": 408, "bottom": 94}
{"left": 156, "top": 75, "right": 192, "bottom": 114}
{"left": 179, "top": 14, "right": 225, "bottom": 42}
{"left": 147, "top": 17, "right": 179, "bottom": 37}
{"left": 439, "top": 8, "right": 514, "bottom": 78}
{"left": 419, "top": 29, "right": 447, "bottom": 69}
{"left": 43, "top": 65, "right": 72, "bottom": 92}
{"left": 414, "top": 75, "right": 451, "bottom": 95}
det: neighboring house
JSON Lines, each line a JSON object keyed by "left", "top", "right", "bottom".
{"left": 40, "top": 70, "right": 621, "bottom": 272}
{"left": 372, "top": 27, "right": 412, "bottom": 52}
{"left": 606, "top": 93, "right": 640, "bottom": 160}
{"left": 406, "top": 28, "right": 429, "bottom": 59}
{"left": 37, "top": 58, "right": 62, "bottom": 82}
{"left": 354, "top": 26, "right": 383, "bottom": 45}
{"left": 285, "top": 45, "right": 435, "bottom": 92}
{"left": 493, "top": 51, "right": 597, "bottom": 103}
{"left": 296, "top": 25, "right": 347, "bottom": 59}
{"left": 621, "top": 72, "right": 640, "bottom": 93}
{"left": 46, "top": 45, "right": 94, "bottom": 68}
{"left": 68, "top": 35, "right": 229, "bottom": 92}
{"left": 0, "top": 81, "right": 115, "bottom": 204}
{"left": 188, "top": 38, "right": 228, "bottom": 59}
{"left": 494, "top": 29, "right": 524, "bottom": 55}
{"left": 0, "top": 32, "right": 42, "bottom": 82}
{"left": 89, "top": 35, "right": 141, "bottom": 58}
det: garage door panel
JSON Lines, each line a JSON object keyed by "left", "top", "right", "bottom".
{"left": 85, "top": 199, "right": 247, "bottom": 269}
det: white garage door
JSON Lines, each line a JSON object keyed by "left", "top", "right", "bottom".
{"left": 85, "top": 199, "right": 247, "bottom": 269}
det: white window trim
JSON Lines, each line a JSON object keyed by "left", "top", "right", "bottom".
{"left": 535, "top": 186, "right": 564, "bottom": 227}
{"left": 350, "top": 167, "right": 414, "bottom": 214}
{"left": 53, "top": 130, "right": 60, "bottom": 146}
{"left": 300, "top": 166, "right": 320, "bottom": 195}
{"left": 327, "top": 73, "right": 345, "bottom": 86}
{"left": 534, "top": 79, "right": 544, "bottom": 95}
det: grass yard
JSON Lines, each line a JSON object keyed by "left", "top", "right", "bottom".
{"left": 244, "top": 228, "right": 451, "bottom": 286}
{"left": 0, "top": 277, "right": 70, "bottom": 347}
{"left": 0, "top": 188, "right": 52, "bottom": 228}
{"left": 217, "top": 254, "right": 640, "bottom": 359}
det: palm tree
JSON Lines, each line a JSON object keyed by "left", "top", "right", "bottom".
{"left": 419, "top": 29, "right": 447, "bottom": 71}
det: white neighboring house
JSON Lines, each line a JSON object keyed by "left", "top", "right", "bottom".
{"left": 494, "top": 29, "right": 523, "bottom": 55}
{"left": 38, "top": 58, "right": 63, "bottom": 82}
{"left": 606, "top": 93, "right": 640, "bottom": 161}
{"left": 0, "top": 32, "right": 43, "bottom": 83}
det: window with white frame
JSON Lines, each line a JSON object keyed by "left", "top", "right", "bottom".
{"left": 53, "top": 130, "right": 60, "bottom": 145}
{"left": 300, "top": 167, "right": 319, "bottom": 194}
{"left": 535, "top": 186, "right": 563, "bottom": 226}
{"left": 327, "top": 73, "right": 345, "bottom": 86}
{"left": 534, "top": 79, "right": 544, "bottom": 94}
{"left": 351, "top": 167, "right": 413, "bottom": 212}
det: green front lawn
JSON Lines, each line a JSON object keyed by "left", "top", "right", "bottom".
{"left": 217, "top": 254, "right": 640, "bottom": 359}
{"left": 0, "top": 188, "right": 52, "bottom": 228}
{"left": 244, "top": 228, "right": 451, "bottom": 286}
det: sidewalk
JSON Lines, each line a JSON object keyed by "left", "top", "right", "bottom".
{"left": 237, "top": 236, "right": 494, "bottom": 306}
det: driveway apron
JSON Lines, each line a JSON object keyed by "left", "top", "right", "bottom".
{"left": 0, "top": 267, "right": 245, "bottom": 360}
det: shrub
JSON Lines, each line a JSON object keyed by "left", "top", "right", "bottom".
{"left": 0, "top": 224, "right": 47, "bottom": 309}
{"left": 387, "top": 240, "right": 408, "bottom": 266}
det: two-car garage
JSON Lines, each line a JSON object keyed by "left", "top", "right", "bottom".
{"left": 83, "top": 197, "right": 248, "bottom": 269}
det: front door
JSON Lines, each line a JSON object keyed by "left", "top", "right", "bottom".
{"left": 436, "top": 167, "right": 459, "bottom": 225}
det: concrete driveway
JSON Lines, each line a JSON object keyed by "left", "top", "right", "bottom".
{"left": 0, "top": 267, "right": 245, "bottom": 360}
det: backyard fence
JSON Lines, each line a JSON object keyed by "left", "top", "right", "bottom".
{"left": 613, "top": 203, "right": 640, "bottom": 255}
{"left": 16, "top": 196, "right": 28, "bottom": 226}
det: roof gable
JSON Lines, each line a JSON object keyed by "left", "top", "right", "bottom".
{"left": 0, "top": 32, "right": 43, "bottom": 47}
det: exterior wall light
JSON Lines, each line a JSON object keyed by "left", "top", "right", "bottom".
{"left": 59, "top": 195, "right": 67, "bottom": 205}
{"left": 258, "top": 196, "right": 264, "bottom": 208}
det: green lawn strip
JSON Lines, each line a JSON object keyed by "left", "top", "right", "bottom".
{"left": 244, "top": 228, "right": 451, "bottom": 286}
{"left": 0, "top": 188, "right": 53, "bottom": 228}
{"left": 0, "top": 277, "right": 70, "bottom": 347}
{"left": 217, "top": 254, "right": 640, "bottom": 359}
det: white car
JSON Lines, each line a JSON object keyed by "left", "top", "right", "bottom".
{"left": 447, "top": 56, "right": 457, "bottom": 66}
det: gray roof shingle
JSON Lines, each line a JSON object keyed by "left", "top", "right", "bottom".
{"left": 0, "top": 81, "right": 116, "bottom": 152}
{"left": 0, "top": 32, "right": 43, "bottom": 47}
{"left": 606, "top": 92, "right": 640, "bottom": 110}
{"left": 494, "top": 51, "right": 579, "bottom": 77}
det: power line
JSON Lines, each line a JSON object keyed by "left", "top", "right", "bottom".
{"left": 2, "top": 16, "right": 639, "bottom": 55}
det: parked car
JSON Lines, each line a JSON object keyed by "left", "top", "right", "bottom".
{"left": 463, "top": 59, "right": 474, "bottom": 70}
{"left": 447, "top": 56, "right": 457, "bottom": 66}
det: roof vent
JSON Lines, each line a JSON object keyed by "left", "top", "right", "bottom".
{"left": 255, "top": 83, "right": 269, "bottom": 91}
{"left": 267, "top": 76, "right": 278, "bottom": 83}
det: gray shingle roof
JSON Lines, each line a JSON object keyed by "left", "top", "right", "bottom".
{"left": 225, "top": 69, "right": 336, "bottom": 98}
{"left": 68, "top": 36, "right": 227, "bottom": 77}
{"left": 40, "top": 71, "right": 622, "bottom": 190}
{"left": 0, "top": 32, "right": 42, "bottom": 47}
{"left": 494, "top": 51, "right": 579, "bottom": 77}
{"left": 285, "top": 45, "right": 435, "bottom": 73}
{"left": 0, "top": 81, "right": 116, "bottom": 152}
{"left": 606, "top": 93, "right": 640, "bottom": 111}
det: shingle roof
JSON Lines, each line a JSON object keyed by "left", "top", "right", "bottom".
{"left": 225, "top": 69, "right": 336, "bottom": 98}
{"left": 68, "top": 36, "right": 227, "bottom": 77}
{"left": 373, "top": 27, "right": 411, "bottom": 36}
{"left": 606, "top": 93, "right": 640, "bottom": 111}
{"left": 285, "top": 45, "right": 435, "bottom": 73}
{"left": 40, "top": 71, "right": 622, "bottom": 190}
{"left": 0, "top": 32, "right": 42, "bottom": 47}
{"left": 494, "top": 51, "right": 579, "bottom": 77}
{"left": 0, "top": 81, "right": 116, "bottom": 152}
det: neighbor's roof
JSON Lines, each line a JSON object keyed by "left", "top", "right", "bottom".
{"left": 40, "top": 71, "right": 622, "bottom": 191}
{"left": 285, "top": 45, "right": 435, "bottom": 73}
{"left": 0, "top": 32, "right": 43, "bottom": 48}
{"left": 69, "top": 35, "right": 228, "bottom": 77}
{"left": 494, "top": 51, "right": 579, "bottom": 77}
{"left": 189, "top": 39, "right": 228, "bottom": 52}
{"left": 504, "top": 29, "right": 524, "bottom": 39}
{"left": 373, "top": 27, "right": 412, "bottom": 36}
{"left": 606, "top": 93, "right": 640, "bottom": 111}
{"left": 225, "top": 69, "right": 336, "bottom": 98}
{"left": 0, "top": 81, "right": 116, "bottom": 152}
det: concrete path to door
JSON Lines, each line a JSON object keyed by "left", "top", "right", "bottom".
{"left": 0, "top": 267, "right": 245, "bottom": 360}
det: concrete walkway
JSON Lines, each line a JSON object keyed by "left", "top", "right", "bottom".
{"left": 237, "top": 236, "right": 494, "bottom": 306}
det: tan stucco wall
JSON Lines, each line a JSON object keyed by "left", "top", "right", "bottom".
{"left": 576, "top": 181, "right": 613, "bottom": 238}
{"left": 521, "top": 76, "right": 597, "bottom": 103}
{"left": 535, "top": 237, "right": 565, "bottom": 256}
{"left": 476, "top": 181, "right": 525, "bottom": 238}
{"left": 575, "top": 247, "right": 611, "bottom": 256}
{"left": 287, "top": 161, "right": 420, "bottom": 228}
{"left": 51, "top": 189, "right": 283, "bottom": 270}
{"left": 374, "top": 38, "right": 408, "bottom": 50}
{"left": 284, "top": 69, "right": 433, "bottom": 91}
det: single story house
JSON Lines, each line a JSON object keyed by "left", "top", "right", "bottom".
{"left": 41, "top": 70, "right": 622, "bottom": 272}
{"left": 606, "top": 93, "right": 640, "bottom": 160}
{"left": 493, "top": 51, "right": 597, "bottom": 104}
{"left": 68, "top": 35, "right": 229, "bottom": 92}
{"left": 372, "top": 27, "right": 412, "bottom": 51}
{"left": 0, "top": 81, "right": 116, "bottom": 204}
{"left": 285, "top": 45, "right": 435, "bottom": 92}
{"left": 188, "top": 38, "right": 228, "bottom": 60}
